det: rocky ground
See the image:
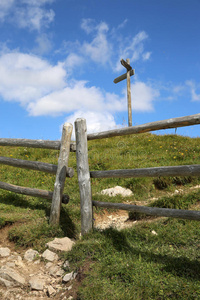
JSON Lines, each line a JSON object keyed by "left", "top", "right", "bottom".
{"left": 0, "top": 237, "right": 78, "bottom": 300}
{"left": 1, "top": 185, "right": 199, "bottom": 299}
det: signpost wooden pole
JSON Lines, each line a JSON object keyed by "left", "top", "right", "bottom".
{"left": 126, "top": 59, "right": 132, "bottom": 127}
{"left": 114, "top": 59, "right": 134, "bottom": 127}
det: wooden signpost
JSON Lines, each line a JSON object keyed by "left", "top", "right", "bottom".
{"left": 114, "top": 59, "right": 135, "bottom": 127}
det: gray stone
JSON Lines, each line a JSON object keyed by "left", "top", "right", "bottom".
{"left": 46, "top": 237, "right": 75, "bottom": 253}
{"left": 6, "top": 262, "right": 15, "bottom": 268}
{"left": 49, "top": 265, "right": 64, "bottom": 277}
{"left": 62, "top": 271, "right": 74, "bottom": 283}
{"left": 63, "top": 260, "right": 70, "bottom": 268}
{"left": 29, "top": 276, "right": 45, "bottom": 290}
{"left": 101, "top": 186, "right": 133, "bottom": 197}
{"left": 0, "top": 276, "right": 14, "bottom": 287}
{"left": 0, "top": 247, "right": 11, "bottom": 257}
{"left": 0, "top": 267, "right": 25, "bottom": 286}
{"left": 42, "top": 249, "right": 58, "bottom": 262}
{"left": 24, "top": 249, "right": 39, "bottom": 261}
{"left": 47, "top": 285, "right": 56, "bottom": 296}
{"left": 45, "top": 262, "right": 53, "bottom": 269}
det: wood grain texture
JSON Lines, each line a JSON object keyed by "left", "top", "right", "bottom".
{"left": 87, "top": 113, "right": 200, "bottom": 140}
{"left": 75, "top": 118, "right": 93, "bottom": 235}
{"left": 92, "top": 200, "right": 200, "bottom": 221}
{"left": 120, "top": 59, "right": 132, "bottom": 71}
{"left": 0, "top": 138, "right": 76, "bottom": 152}
{"left": 113, "top": 69, "right": 134, "bottom": 84}
{"left": 126, "top": 58, "right": 132, "bottom": 127}
{"left": 50, "top": 123, "right": 73, "bottom": 225}
{"left": 0, "top": 181, "right": 69, "bottom": 203}
{"left": 0, "top": 156, "right": 74, "bottom": 177}
{"left": 90, "top": 164, "right": 200, "bottom": 178}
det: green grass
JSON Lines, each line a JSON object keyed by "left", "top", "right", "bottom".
{"left": 0, "top": 132, "right": 200, "bottom": 298}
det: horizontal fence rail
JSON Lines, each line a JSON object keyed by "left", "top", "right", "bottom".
{"left": 0, "top": 156, "right": 74, "bottom": 178}
{"left": 87, "top": 113, "right": 200, "bottom": 140}
{"left": 0, "top": 181, "right": 69, "bottom": 204}
{"left": 90, "top": 164, "right": 200, "bottom": 179}
{"left": 92, "top": 200, "right": 200, "bottom": 221}
{"left": 0, "top": 138, "right": 76, "bottom": 152}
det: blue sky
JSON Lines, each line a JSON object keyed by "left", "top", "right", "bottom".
{"left": 0, "top": 0, "right": 200, "bottom": 140}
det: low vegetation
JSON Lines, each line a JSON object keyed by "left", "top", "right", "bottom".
{"left": 0, "top": 132, "right": 200, "bottom": 299}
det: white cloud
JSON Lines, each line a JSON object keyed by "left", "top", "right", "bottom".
{"left": 27, "top": 80, "right": 159, "bottom": 117}
{"left": 117, "top": 19, "right": 128, "bottom": 30}
{"left": 115, "top": 31, "right": 150, "bottom": 72}
{"left": 130, "top": 81, "right": 160, "bottom": 111}
{"left": 82, "top": 21, "right": 112, "bottom": 65}
{"left": 142, "top": 51, "right": 151, "bottom": 61}
{"left": 0, "top": 0, "right": 55, "bottom": 31}
{"left": 0, "top": 50, "right": 159, "bottom": 118}
{"left": 81, "top": 18, "right": 95, "bottom": 34}
{"left": 0, "top": 0, "right": 14, "bottom": 21}
{"left": 64, "top": 53, "right": 84, "bottom": 71}
{"left": 34, "top": 34, "right": 52, "bottom": 54}
{"left": 186, "top": 80, "right": 200, "bottom": 101}
{"left": 15, "top": 5, "right": 55, "bottom": 31}
{"left": 65, "top": 110, "right": 121, "bottom": 140}
{"left": 0, "top": 52, "right": 66, "bottom": 104}
{"left": 27, "top": 81, "right": 123, "bottom": 116}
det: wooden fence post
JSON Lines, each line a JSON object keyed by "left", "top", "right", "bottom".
{"left": 49, "top": 122, "right": 73, "bottom": 225}
{"left": 75, "top": 118, "right": 93, "bottom": 235}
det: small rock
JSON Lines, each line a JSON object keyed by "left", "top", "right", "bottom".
{"left": 24, "top": 249, "right": 39, "bottom": 262}
{"left": 151, "top": 230, "right": 158, "bottom": 235}
{"left": 101, "top": 186, "right": 133, "bottom": 197}
{"left": 63, "top": 260, "right": 70, "bottom": 269}
{"left": 46, "top": 237, "right": 75, "bottom": 253}
{"left": 62, "top": 272, "right": 74, "bottom": 283}
{"left": 34, "top": 259, "right": 40, "bottom": 265}
{"left": 47, "top": 285, "right": 56, "bottom": 296}
{"left": 49, "top": 265, "right": 60, "bottom": 276}
{"left": 56, "top": 269, "right": 65, "bottom": 277}
{"left": 45, "top": 262, "right": 53, "bottom": 269}
{"left": 29, "top": 276, "right": 45, "bottom": 290}
{"left": 6, "top": 262, "right": 15, "bottom": 268}
{"left": 42, "top": 249, "right": 58, "bottom": 262}
{"left": 0, "top": 276, "right": 14, "bottom": 287}
{"left": 73, "top": 272, "right": 78, "bottom": 279}
{"left": 0, "top": 247, "right": 11, "bottom": 257}
{"left": 0, "top": 267, "right": 25, "bottom": 286}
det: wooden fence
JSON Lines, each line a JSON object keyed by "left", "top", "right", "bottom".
{"left": 0, "top": 123, "right": 74, "bottom": 225}
{"left": 75, "top": 113, "right": 200, "bottom": 235}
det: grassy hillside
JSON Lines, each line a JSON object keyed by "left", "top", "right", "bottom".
{"left": 0, "top": 133, "right": 200, "bottom": 299}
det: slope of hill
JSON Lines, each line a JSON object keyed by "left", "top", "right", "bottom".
{"left": 0, "top": 133, "right": 200, "bottom": 299}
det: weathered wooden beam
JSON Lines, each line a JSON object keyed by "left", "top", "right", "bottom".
{"left": 90, "top": 164, "right": 200, "bottom": 179}
{"left": 121, "top": 59, "right": 132, "bottom": 71}
{"left": 0, "top": 156, "right": 74, "bottom": 178}
{"left": 126, "top": 58, "right": 132, "bottom": 127}
{"left": 92, "top": 200, "right": 200, "bottom": 221}
{"left": 0, "top": 138, "right": 76, "bottom": 152}
{"left": 0, "top": 181, "right": 69, "bottom": 203}
{"left": 50, "top": 123, "right": 73, "bottom": 225}
{"left": 113, "top": 69, "right": 135, "bottom": 84}
{"left": 75, "top": 118, "right": 93, "bottom": 235}
{"left": 87, "top": 113, "right": 200, "bottom": 140}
